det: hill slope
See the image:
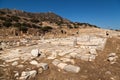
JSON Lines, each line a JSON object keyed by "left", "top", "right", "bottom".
{"left": 0, "top": 8, "right": 99, "bottom": 36}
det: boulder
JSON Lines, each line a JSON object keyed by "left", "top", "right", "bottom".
{"left": 60, "top": 58, "right": 75, "bottom": 64}
{"left": 108, "top": 53, "right": 116, "bottom": 57}
{"left": 80, "top": 54, "right": 90, "bottom": 61}
{"left": 89, "top": 54, "right": 96, "bottom": 61}
{"left": 17, "top": 65, "right": 24, "bottom": 68}
{"left": 58, "top": 49, "right": 75, "bottom": 56}
{"left": 89, "top": 49, "right": 97, "bottom": 55}
{"left": 37, "top": 63, "right": 48, "bottom": 70}
{"left": 19, "top": 70, "right": 37, "bottom": 80}
{"left": 107, "top": 53, "right": 118, "bottom": 64}
{"left": 31, "top": 49, "right": 41, "bottom": 57}
{"left": 30, "top": 60, "right": 38, "bottom": 65}
{"left": 38, "top": 67, "right": 43, "bottom": 73}
{"left": 14, "top": 72, "right": 19, "bottom": 78}
{"left": 63, "top": 65, "right": 80, "bottom": 73}
{"left": 47, "top": 51, "right": 57, "bottom": 59}
{"left": 12, "top": 61, "right": 18, "bottom": 66}
{"left": 57, "top": 63, "right": 67, "bottom": 69}
{"left": 52, "top": 59, "right": 61, "bottom": 66}
{"left": 5, "top": 58, "right": 20, "bottom": 63}
{"left": 69, "top": 52, "right": 77, "bottom": 58}
{"left": 1, "top": 42, "right": 7, "bottom": 49}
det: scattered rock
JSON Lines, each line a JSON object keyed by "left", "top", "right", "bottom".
{"left": 19, "top": 70, "right": 37, "bottom": 80}
{"left": 52, "top": 59, "right": 61, "bottom": 66}
{"left": 69, "top": 52, "right": 77, "bottom": 58}
{"left": 0, "top": 64, "right": 5, "bottom": 67}
{"left": 31, "top": 49, "right": 41, "bottom": 57}
{"left": 105, "top": 71, "right": 112, "bottom": 75}
{"left": 60, "top": 58, "right": 75, "bottom": 64}
{"left": 58, "top": 49, "right": 74, "bottom": 56}
{"left": 63, "top": 65, "right": 80, "bottom": 73}
{"left": 57, "top": 63, "right": 67, "bottom": 69}
{"left": 17, "top": 65, "right": 24, "bottom": 68}
{"left": 108, "top": 53, "right": 117, "bottom": 57}
{"left": 38, "top": 67, "right": 43, "bottom": 73}
{"left": 37, "top": 63, "right": 49, "bottom": 70}
{"left": 80, "top": 54, "right": 90, "bottom": 61}
{"left": 89, "top": 49, "right": 97, "bottom": 55}
{"left": 89, "top": 54, "right": 96, "bottom": 61}
{"left": 5, "top": 58, "right": 20, "bottom": 63}
{"left": 12, "top": 61, "right": 18, "bottom": 66}
{"left": 107, "top": 53, "right": 118, "bottom": 64}
{"left": 30, "top": 60, "right": 38, "bottom": 65}
{"left": 14, "top": 72, "right": 19, "bottom": 78}
{"left": 1, "top": 42, "right": 7, "bottom": 49}
{"left": 47, "top": 51, "right": 57, "bottom": 59}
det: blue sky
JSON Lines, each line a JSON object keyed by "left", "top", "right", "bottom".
{"left": 0, "top": 0, "right": 120, "bottom": 29}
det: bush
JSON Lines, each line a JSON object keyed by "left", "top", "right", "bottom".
{"left": 11, "top": 16, "right": 20, "bottom": 22}
{"left": 30, "top": 19, "right": 39, "bottom": 23}
{"left": 0, "top": 16, "right": 6, "bottom": 21}
{"left": 13, "top": 23, "right": 21, "bottom": 27}
{"left": 74, "top": 26, "right": 79, "bottom": 28}
{"left": 5, "top": 18, "right": 12, "bottom": 22}
{"left": 3, "top": 22, "right": 12, "bottom": 27}
{"left": 19, "top": 26, "right": 28, "bottom": 33}
{"left": 68, "top": 26, "right": 73, "bottom": 29}
{"left": 41, "top": 26, "right": 53, "bottom": 33}
{"left": 0, "top": 11, "right": 5, "bottom": 15}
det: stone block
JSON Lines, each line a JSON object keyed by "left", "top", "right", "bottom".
{"left": 52, "top": 59, "right": 61, "bottom": 66}
{"left": 30, "top": 60, "right": 38, "bottom": 65}
{"left": 19, "top": 70, "right": 37, "bottom": 80}
{"left": 57, "top": 63, "right": 67, "bottom": 69}
{"left": 12, "top": 61, "right": 18, "bottom": 66}
{"left": 37, "top": 63, "right": 48, "bottom": 70}
{"left": 31, "top": 49, "right": 41, "bottom": 57}
{"left": 63, "top": 65, "right": 80, "bottom": 73}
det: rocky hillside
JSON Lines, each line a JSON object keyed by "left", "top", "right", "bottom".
{"left": 0, "top": 8, "right": 99, "bottom": 36}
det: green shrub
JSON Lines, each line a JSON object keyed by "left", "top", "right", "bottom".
{"left": 30, "top": 19, "right": 39, "bottom": 23}
{"left": 41, "top": 26, "right": 53, "bottom": 33}
{"left": 0, "top": 11, "right": 5, "bottom": 14}
{"left": 19, "top": 26, "right": 28, "bottom": 33}
{"left": 74, "top": 26, "right": 79, "bottom": 28}
{"left": 3, "top": 22, "right": 12, "bottom": 27}
{"left": 13, "top": 23, "right": 21, "bottom": 27}
{"left": 0, "top": 16, "right": 6, "bottom": 21}
{"left": 11, "top": 16, "right": 20, "bottom": 22}
{"left": 68, "top": 26, "right": 73, "bottom": 29}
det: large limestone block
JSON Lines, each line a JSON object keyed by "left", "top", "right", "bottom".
{"left": 63, "top": 65, "right": 80, "bottom": 73}
{"left": 57, "top": 63, "right": 67, "bottom": 69}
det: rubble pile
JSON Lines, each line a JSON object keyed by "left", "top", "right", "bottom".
{"left": 0, "top": 34, "right": 113, "bottom": 80}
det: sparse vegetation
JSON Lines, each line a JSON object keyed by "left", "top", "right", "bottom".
{"left": 3, "top": 22, "right": 12, "bottom": 27}
{"left": 30, "top": 19, "right": 39, "bottom": 23}
{"left": 11, "top": 16, "right": 20, "bottom": 22}
{"left": 18, "top": 26, "right": 28, "bottom": 33}
{"left": 41, "top": 26, "right": 53, "bottom": 33}
{"left": 0, "top": 8, "right": 101, "bottom": 36}
{"left": 0, "top": 11, "right": 5, "bottom": 14}
{"left": 0, "top": 16, "right": 6, "bottom": 21}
